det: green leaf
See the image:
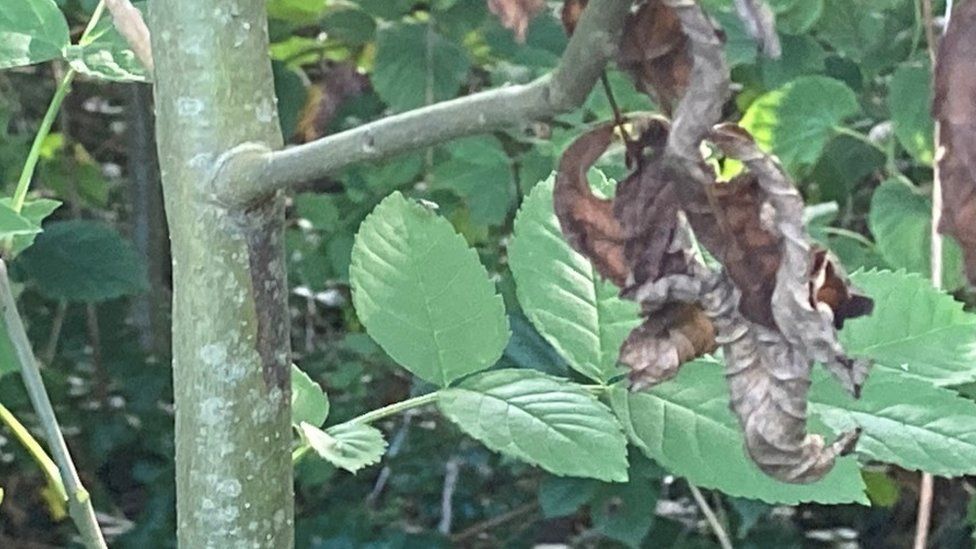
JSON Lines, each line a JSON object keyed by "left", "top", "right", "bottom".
{"left": 889, "top": 63, "right": 934, "bottom": 165}
{"left": 3, "top": 198, "right": 60, "bottom": 256}
{"left": 0, "top": 201, "right": 42, "bottom": 240}
{"left": 292, "top": 364, "right": 329, "bottom": 428}
{"left": 861, "top": 470, "right": 899, "bottom": 507}
{"left": 272, "top": 61, "right": 306, "bottom": 139}
{"left": 0, "top": 0, "right": 70, "bottom": 69}
{"left": 811, "top": 369, "right": 976, "bottom": 477}
{"left": 372, "top": 23, "right": 470, "bottom": 112}
{"left": 267, "top": 0, "right": 328, "bottom": 22}
{"left": 17, "top": 220, "right": 148, "bottom": 302}
{"left": 431, "top": 136, "right": 515, "bottom": 227}
{"left": 590, "top": 455, "right": 661, "bottom": 548}
{"left": 321, "top": 8, "right": 376, "bottom": 45}
{"left": 294, "top": 193, "right": 340, "bottom": 232}
{"left": 610, "top": 361, "right": 868, "bottom": 504}
{"left": 65, "top": 14, "right": 149, "bottom": 82}
{"left": 508, "top": 177, "right": 640, "bottom": 383}
{"left": 538, "top": 475, "right": 600, "bottom": 518}
{"left": 739, "top": 76, "right": 859, "bottom": 176}
{"left": 438, "top": 369, "right": 630, "bottom": 482}
{"left": 868, "top": 179, "right": 965, "bottom": 290}
{"left": 769, "top": 0, "right": 824, "bottom": 33}
{"left": 349, "top": 192, "right": 509, "bottom": 386}
{"left": 759, "top": 34, "right": 827, "bottom": 89}
{"left": 301, "top": 421, "right": 387, "bottom": 474}
{"left": 0, "top": 315, "right": 20, "bottom": 377}
{"left": 842, "top": 270, "right": 976, "bottom": 386}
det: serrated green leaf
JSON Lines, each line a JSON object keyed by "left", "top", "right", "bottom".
{"left": 889, "top": 63, "right": 934, "bottom": 165}
{"left": 65, "top": 13, "right": 149, "bottom": 82}
{"left": 508, "top": 177, "right": 640, "bottom": 383}
{"left": 2, "top": 198, "right": 61, "bottom": 256}
{"left": 842, "top": 270, "right": 976, "bottom": 385}
{"left": 438, "top": 369, "right": 629, "bottom": 481}
{"left": 740, "top": 76, "right": 859, "bottom": 176}
{"left": 0, "top": 201, "right": 42, "bottom": 240}
{"left": 610, "top": 361, "right": 868, "bottom": 505}
{"left": 350, "top": 192, "right": 509, "bottom": 386}
{"left": 868, "top": 179, "right": 966, "bottom": 290}
{"left": 811, "top": 369, "right": 976, "bottom": 477}
{"left": 0, "top": 0, "right": 70, "bottom": 69}
{"left": 267, "top": 0, "right": 328, "bottom": 22}
{"left": 17, "top": 220, "right": 148, "bottom": 302}
{"left": 301, "top": 421, "right": 387, "bottom": 474}
{"left": 292, "top": 364, "right": 329, "bottom": 428}
{"left": 372, "top": 23, "right": 470, "bottom": 112}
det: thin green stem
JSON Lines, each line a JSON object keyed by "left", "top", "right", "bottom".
{"left": 349, "top": 392, "right": 440, "bottom": 425}
{"left": 832, "top": 125, "right": 888, "bottom": 157}
{"left": 819, "top": 227, "right": 876, "bottom": 248}
{"left": 0, "top": 262, "right": 107, "bottom": 548}
{"left": 0, "top": 402, "right": 66, "bottom": 501}
{"left": 11, "top": 0, "right": 108, "bottom": 214}
{"left": 12, "top": 71, "right": 75, "bottom": 213}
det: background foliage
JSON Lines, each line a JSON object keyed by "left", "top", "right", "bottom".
{"left": 1, "top": 0, "right": 976, "bottom": 547}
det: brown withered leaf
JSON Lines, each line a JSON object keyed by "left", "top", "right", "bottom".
{"left": 560, "top": 0, "right": 586, "bottom": 35}
{"left": 294, "top": 63, "right": 369, "bottom": 144}
{"left": 554, "top": 117, "right": 717, "bottom": 387}
{"left": 625, "top": 302, "right": 715, "bottom": 390}
{"left": 810, "top": 249, "right": 875, "bottom": 330}
{"left": 617, "top": 0, "right": 692, "bottom": 115}
{"left": 553, "top": 122, "right": 628, "bottom": 286}
{"left": 935, "top": 0, "right": 976, "bottom": 285}
{"left": 488, "top": 0, "right": 546, "bottom": 43}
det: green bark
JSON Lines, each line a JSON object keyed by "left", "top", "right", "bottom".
{"left": 148, "top": 1, "right": 292, "bottom": 547}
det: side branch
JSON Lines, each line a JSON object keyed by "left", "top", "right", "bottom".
{"left": 218, "top": 0, "right": 632, "bottom": 205}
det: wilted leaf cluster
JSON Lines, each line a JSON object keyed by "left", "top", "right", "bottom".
{"left": 551, "top": 0, "right": 875, "bottom": 482}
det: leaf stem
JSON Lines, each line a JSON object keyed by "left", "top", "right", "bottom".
{"left": 0, "top": 262, "right": 107, "bottom": 548}
{"left": 11, "top": 0, "right": 108, "bottom": 214}
{"left": 349, "top": 392, "right": 440, "bottom": 425}
{"left": 832, "top": 126, "right": 887, "bottom": 157}
{"left": 0, "top": 402, "right": 67, "bottom": 502}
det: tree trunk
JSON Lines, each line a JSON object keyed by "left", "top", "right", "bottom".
{"left": 148, "top": 1, "right": 293, "bottom": 546}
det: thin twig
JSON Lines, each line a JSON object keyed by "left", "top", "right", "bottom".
{"left": 449, "top": 502, "right": 540, "bottom": 544}
{"left": 217, "top": 0, "right": 632, "bottom": 204}
{"left": 437, "top": 457, "right": 460, "bottom": 535}
{"left": 102, "top": 0, "right": 153, "bottom": 72}
{"left": 916, "top": 1, "right": 949, "bottom": 547}
{"left": 42, "top": 300, "right": 68, "bottom": 364}
{"left": 689, "top": 484, "right": 734, "bottom": 549}
{"left": 0, "top": 261, "right": 107, "bottom": 549}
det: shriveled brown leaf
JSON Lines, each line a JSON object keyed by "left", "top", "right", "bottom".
{"left": 809, "top": 249, "right": 875, "bottom": 330}
{"left": 560, "top": 0, "right": 587, "bottom": 35}
{"left": 553, "top": 122, "right": 628, "bottom": 286}
{"left": 488, "top": 0, "right": 546, "bottom": 43}
{"left": 935, "top": 0, "right": 976, "bottom": 284}
{"left": 617, "top": 0, "right": 692, "bottom": 115}
{"left": 294, "top": 63, "right": 369, "bottom": 144}
{"left": 625, "top": 302, "right": 716, "bottom": 390}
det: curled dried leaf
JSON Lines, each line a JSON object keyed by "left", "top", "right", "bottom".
{"left": 294, "top": 63, "right": 369, "bottom": 143}
{"left": 488, "top": 0, "right": 547, "bottom": 43}
{"left": 935, "top": 0, "right": 976, "bottom": 284}
{"left": 625, "top": 302, "right": 716, "bottom": 390}
{"left": 617, "top": 0, "right": 692, "bottom": 114}
{"left": 560, "top": 0, "right": 587, "bottom": 35}
{"left": 553, "top": 123, "right": 628, "bottom": 285}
